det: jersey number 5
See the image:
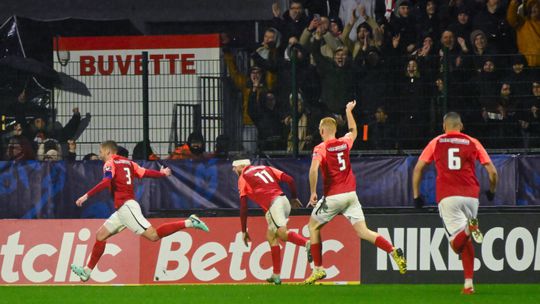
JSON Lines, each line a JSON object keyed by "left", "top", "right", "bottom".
{"left": 337, "top": 152, "right": 346, "bottom": 171}
{"left": 255, "top": 170, "right": 275, "bottom": 184}
{"left": 448, "top": 148, "right": 461, "bottom": 170}
{"left": 124, "top": 167, "right": 132, "bottom": 185}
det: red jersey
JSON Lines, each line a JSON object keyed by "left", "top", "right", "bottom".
{"left": 419, "top": 131, "right": 491, "bottom": 203}
{"left": 312, "top": 134, "right": 356, "bottom": 196}
{"left": 103, "top": 155, "right": 147, "bottom": 209}
{"left": 238, "top": 165, "right": 286, "bottom": 211}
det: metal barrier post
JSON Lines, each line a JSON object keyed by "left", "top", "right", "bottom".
{"left": 142, "top": 51, "right": 150, "bottom": 157}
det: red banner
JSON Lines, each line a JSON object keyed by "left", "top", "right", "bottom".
{"left": 0, "top": 217, "right": 360, "bottom": 285}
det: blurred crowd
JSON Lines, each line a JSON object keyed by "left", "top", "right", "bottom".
{"left": 223, "top": 0, "right": 539, "bottom": 151}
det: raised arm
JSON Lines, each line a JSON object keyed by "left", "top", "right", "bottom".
{"left": 345, "top": 100, "right": 357, "bottom": 141}
{"left": 506, "top": 0, "right": 524, "bottom": 29}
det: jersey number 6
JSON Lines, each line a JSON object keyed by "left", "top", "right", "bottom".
{"left": 448, "top": 148, "right": 461, "bottom": 170}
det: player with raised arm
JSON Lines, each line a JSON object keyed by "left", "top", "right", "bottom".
{"left": 70, "top": 140, "right": 209, "bottom": 282}
{"left": 304, "top": 100, "right": 407, "bottom": 284}
{"left": 412, "top": 112, "right": 498, "bottom": 294}
{"left": 232, "top": 159, "right": 312, "bottom": 285}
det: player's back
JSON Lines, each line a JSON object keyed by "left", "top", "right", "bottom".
{"left": 105, "top": 155, "right": 139, "bottom": 208}
{"left": 428, "top": 132, "right": 489, "bottom": 202}
{"left": 314, "top": 135, "right": 356, "bottom": 196}
{"left": 240, "top": 165, "right": 284, "bottom": 211}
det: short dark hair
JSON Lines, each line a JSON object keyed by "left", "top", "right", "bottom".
{"left": 290, "top": 0, "right": 303, "bottom": 7}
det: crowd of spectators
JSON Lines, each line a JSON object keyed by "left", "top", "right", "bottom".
{"left": 1, "top": 88, "right": 87, "bottom": 161}
{"left": 224, "top": 0, "right": 539, "bottom": 151}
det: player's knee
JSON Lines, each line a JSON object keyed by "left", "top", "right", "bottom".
{"left": 276, "top": 228, "right": 288, "bottom": 241}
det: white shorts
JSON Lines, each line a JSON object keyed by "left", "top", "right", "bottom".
{"left": 438, "top": 196, "right": 479, "bottom": 237}
{"left": 265, "top": 195, "right": 291, "bottom": 232}
{"left": 104, "top": 200, "right": 151, "bottom": 235}
{"left": 311, "top": 191, "right": 365, "bottom": 225}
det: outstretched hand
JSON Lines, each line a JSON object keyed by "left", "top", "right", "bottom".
{"left": 160, "top": 166, "right": 172, "bottom": 176}
{"left": 346, "top": 100, "right": 356, "bottom": 112}
{"left": 75, "top": 194, "right": 88, "bottom": 207}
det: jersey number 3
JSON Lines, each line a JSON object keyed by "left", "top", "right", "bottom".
{"left": 448, "top": 148, "right": 461, "bottom": 170}
{"left": 124, "top": 167, "right": 132, "bottom": 185}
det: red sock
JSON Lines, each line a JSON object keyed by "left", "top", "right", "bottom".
{"left": 287, "top": 231, "right": 308, "bottom": 246}
{"left": 87, "top": 240, "right": 106, "bottom": 269}
{"left": 156, "top": 221, "right": 186, "bottom": 239}
{"left": 461, "top": 239, "right": 474, "bottom": 279}
{"left": 311, "top": 243, "right": 323, "bottom": 267}
{"left": 374, "top": 236, "right": 394, "bottom": 253}
{"left": 271, "top": 245, "right": 281, "bottom": 274}
{"left": 452, "top": 230, "right": 469, "bottom": 253}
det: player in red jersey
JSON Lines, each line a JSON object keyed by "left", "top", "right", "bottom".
{"left": 232, "top": 159, "right": 312, "bottom": 285}
{"left": 413, "top": 112, "right": 498, "bottom": 294}
{"left": 70, "top": 140, "right": 209, "bottom": 282}
{"left": 304, "top": 100, "right": 407, "bottom": 284}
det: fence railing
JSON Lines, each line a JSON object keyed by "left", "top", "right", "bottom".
{"left": 1, "top": 52, "right": 539, "bottom": 160}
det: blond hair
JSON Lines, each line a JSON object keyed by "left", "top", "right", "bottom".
{"left": 320, "top": 117, "right": 337, "bottom": 133}
{"left": 100, "top": 140, "right": 118, "bottom": 153}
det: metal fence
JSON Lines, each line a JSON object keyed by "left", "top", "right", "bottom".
{"left": 1, "top": 51, "right": 538, "bottom": 160}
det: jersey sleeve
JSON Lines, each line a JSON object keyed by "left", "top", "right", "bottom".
{"left": 340, "top": 134, "right": 354, "bottom": 149}
{"left": 472, "top": 138, "right": 491, "bottom": 165}
{"left": 238, "top": 176, "right": 248, "bottom": 197}
{"left": 103, "top": 160, "right": 115, "bottom": 179}
{"left": 312, "top": 144, "right": 324, "bottom": 162}
{"left": 268, "top": 167, "right": 284, "bottom": 180}
{"left": 132, "top": 161, "right": 147, "bottom": 178}
{"left": 419, "top": 138, "right": 437, "bottom": 163}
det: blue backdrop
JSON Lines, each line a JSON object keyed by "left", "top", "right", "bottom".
{"left": 0, "top": 155, "right": 536, "bottom": 219}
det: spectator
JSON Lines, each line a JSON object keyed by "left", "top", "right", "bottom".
{"left": 469, "top": 29, "right": 498, "bottom": 72}
{"left": 438, "top": 30, "right": 466, "bottom": 73}
{"left": 518, "top": 81, "right": 540, "bottom": 147}
{"left": 312, "top": 35, "right": 356, "bottom": 119}
{"left": 304, "top": 0, "right": 341, "bottom": 17}
{"left": 213, "top": 134, "right": 230, "bottom": 159}
{"left": 471, "top": 57, "right": 501, "bottom": 111}
{"left": 224, "top": 50, "right": 269, "bottom": 152}
{"left": 472, "top": 0, "right": 515, "bottom": 54}
{"left": 448, "top": 6, "right": 473, "bottom": 51}
{"left": 507, "top": 0, "right": 540, "bottom": 66}
{"left": 248, "top": 91, "right": 285, "bottom": 151}
{"left": 0, "top": 120, "right": 24, "bottom": 155}
{"left": 169, "top": 132, "right": 207, "bottom": 160}
{"left": 354, "top": 47, "right": 389, "bottom": 115}
{"left": 340, "top": 1, "right": 377, "bottom": 26}
{"left": 345, "top": 7, "right": 383, "bottom": 59}
{"left": 117, "top": 146, "right": 129, "bottom": 158}
{"left": 133, "top": 141, "right": 159, "bottom": 160}
{"left": 505, "top": 54, "right": 532, "bottom": 98}
{"left": 395, "top": 59, "right": 429, "bottom": 148}
{"left": 37, "top": 138, "right": 62, "bottom": 161}
{"left": 389, "top": 0, "right": 417, "bottom": 53}
{"left": 23, "top": 107, "right": 81, "bottom": 146}
{"left": 347, "top": 4, "right": 384, "bottom": 44}
{"left": 272, "top": 1, "right": 309, "bottom": 40}
{"left": 367, "top": 106, "right": 398, "bottom": 149}
{"left": 251, "top": 27, "right": 281, "bottom": 87}
{"left": 4, "top": 135, "right": 35, "bottom": 161}
{"left": 82, "top": 153, "right": 99, "bottom": 161}
{"left": 3, "top": 89, "right": 48, "bottom": 124}
{"left": 284, "top": 92, "right": 318, "bottom": 152}
{"left": 416, "top": 0, "right": 441, "bottom": 45}
{"left": 65, "top": 139, "right": 77, "bottom": 161}
{"left": 300, "top": 15, "right": 341, "bottom": 59}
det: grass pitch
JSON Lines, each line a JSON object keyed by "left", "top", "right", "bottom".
{"left": 2, "top": 284, "right": 540, "bottom": 304}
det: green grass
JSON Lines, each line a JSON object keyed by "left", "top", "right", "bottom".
{"left": 2, "top": 284, "right": 540, "bottom": 304}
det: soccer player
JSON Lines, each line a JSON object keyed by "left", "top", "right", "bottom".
{"left": 305, "top": 100, "right": 407, "bottom": 284}
{"left": 232, "top": 159, "right": 312, "bottom": 285}
{"left": 70, "top": 140, "right": 209, "bottom": 282}
{"left": 412, "top": 112, "right": 498, "bottom": 294}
